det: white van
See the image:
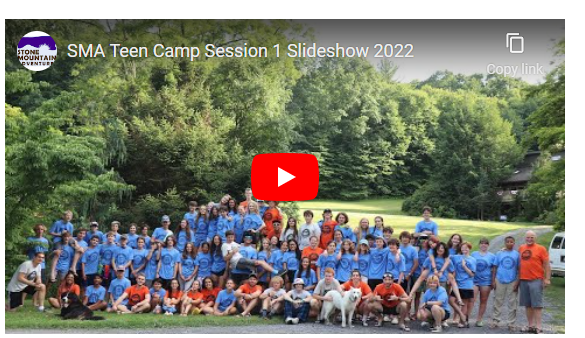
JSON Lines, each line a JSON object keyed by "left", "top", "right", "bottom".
{"left": 549, "top": 232, "right": 565, "bottom": 277}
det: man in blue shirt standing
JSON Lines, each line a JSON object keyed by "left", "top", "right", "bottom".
{"left": 414, "top": 206, "right": 438, "bottom": 237}
{"left": 48, "top": 210, "right": 74, "bottom": 282}
{"left": 491, "top": 236, "right": 520, "bottom": 331}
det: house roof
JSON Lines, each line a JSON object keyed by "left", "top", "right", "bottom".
{"left": 500, "top": 151, "right": 564, "bottom": 185}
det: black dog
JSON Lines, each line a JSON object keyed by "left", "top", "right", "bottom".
{"left": 59, "top": 292, "right": 105, "bottom": 320}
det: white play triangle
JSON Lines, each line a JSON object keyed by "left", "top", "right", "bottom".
{"left": 278, "top": 167, "right": 295, "bottom": 187}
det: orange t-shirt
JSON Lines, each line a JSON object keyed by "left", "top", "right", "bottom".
{"left": 238, "top": 283, "right": 263, "bottom": 295}
{"left": 319, "top": 220, "right": 338, "bottom": 249}
{"left": 239, "top": 201, "right": 250, "bottom": 210}
{"left": 302, "top": 246, "right": 324, "bottom": 270}
{"left": 186, "top": 290, "right": 203, "bottom": 301}
{"left": 342, "top": 280, "right": 372, "bottom": 296}
{"left": 201, "top": 287, "right": 221, "bottom": 304}
{"left": 262, "top": 208, "right": 282, "bottom": 236}
{"left": 58, "top": 283, "right": 81, "bottom": 297}
{"left": 266, "top": 227, "right": 282, "bottom": 241}
{"left": 374, "top": 283, "right": 406, "bottom": 308}
{"left": 165, "top": 289, "right": 183, "bottom": 300}
{"left": 519, "top": 244, "right": 549, "bottom": 280}
{"left": 125, "top": 285, "right": 149, "bottom": 306}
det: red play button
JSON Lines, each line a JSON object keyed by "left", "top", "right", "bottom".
{"left": 252, "top": 153, "right": 319, "bottom": 201}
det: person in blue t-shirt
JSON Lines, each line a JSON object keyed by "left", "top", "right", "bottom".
{"left": 283, "top": 240, "right": 301, "bottom": 289}
{"left": 231, "top": 235, "right": 258, "bottom": 285}
{"left": 131, "top": 237, "right": 149, "bottom": 284}
{"left": 140, "top": 225, "right": 152, "bottom": 250}
{"left": 112, "top": 236, "right": 133, "bottom": 279}
{"left": 48, "top": 210, "right": 74, "bottom": 282}
{"left": 175, "top": 219, "right": 194, "bottom": 253}
{"left": 316, "top": 241, "right": 338, "bottom": 280}
{"left": 470, "top": 237, "right": 496, "bottom": 327}
{"left": 84, "top": 222, "right": 103, "bottom": 244}
{"left": 243, "top": 202, "right": 265, "bottom": 243}
{"left": 335, "top": 239, "right": 355, "bottom": 284}
{"left": 216, "top": 207, "right": 233, "bottom": 242}
{"left": 210, "top": 235, "right": 227, "bottom": 289}
{"left": 83, "top": 275, "right": 107, "bottom": 311}
{"left": 354, "top": 239, "right": 371, "bottom": 281}
{"left": 417, "top": 275, "right": 451, "bottom": 333}
{"left": 227, "top": 198, "right": 238, "bottom": 217}
{"left": 491, "top": 236, "right": 520, "bottom": 329}
{"left": 211, "top": 279, "right": 237, "bottom": 316}
{"left": 386, "top": 238, "right": 407, "bottom": 283}
{"left": 193, "top": 206, "right": 209, "bottom": 250}
{"left": 99, "top": 232, "right": 118, "bottom": 287}
{"left": 144, "top": 243, "right": 160, "bottom": 288}
{"left": 81, "top": 235, "right": 101, "bottom": 287}
{"left": 232, "top": 206, "right": 246, "bottom": 243}
{"left": 207, "top": 206, "right": 220, "bottom": 241}
{"left": 72, "top": 229, "right": 88, "bottom": 285}
{"left": 53, "top": 231, "right": 75, "bottom": 282}
{"left": 106, "top": 268, "right": 131, "bottom": 313}
{"left": 101, "top": 221, "right": 122, "bottom": 244}
{"left": 414, "top": 206, "right": 439, "bottom": 237}
{"left": 126, "top": 223, "right": 140, "bottom": 250}
{"left": 296, "top": 257, "right": 318, "bottom": 294}
{"left": 157, "top": 236, "right": 181, "bottom": 288}
{"left": 270, "top": 241, "right": 288, "bottom": 277}
{"left": 149, "top": 278, "right": 166, "bottom": 314}
{"left": 184, "top": 201, "right": 199, "bottom": 230}
{"left": 367, "top": 236, "right": 389, "bottom": 290}
{"left": 449, "top": 242, "right": 476, "bottom": 328}
{"left": 152, "top": 216, "right": 173, "bottom": 246}
{"left": 399, "top": 231, "right": 419, "bottom": 293}
{"left": 26, "top": 224, "right": 50, "bottom": 282}
{"left": 194, "top": 242, "right": 212, "bottom": 285}
{"left": 180, "top": 243, "right": 197, "bottom": 292}
{"left": 334, "top": 212, "right": 356, "bottom": 244}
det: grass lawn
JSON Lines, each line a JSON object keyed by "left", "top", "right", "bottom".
{"left": 298, "top": 198, "right": 542, "bottom": 245}
{"left": 537, "top": 232, "right": 566, "bottom": 333}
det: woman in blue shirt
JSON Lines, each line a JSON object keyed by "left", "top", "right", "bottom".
{"left": 257, "top": 237, "right": 273, "bottom": 289}
{"left": 193, "top": 206, "right": 209, "bottom": 251}
{"left": 316, "top": 241, "right": 338, "bottom": 280}
{"left": 144, "top": 243, "right": 160, "bottom": 288}
{"left": 335, "top": 239, "right": 355, "bottom": 283}
{"left": 470, "top": 238, "right": 496, "bottom": 327}
{"left": 194, "top": 242, "right": 213, "bottom": 282}
{"left": 210, "top": 235, "right": 227, "bottom": 289}
{"left": 283, "top": 239, "right": 301, "bottom": 289}
{"left": 157, "top": 236, "right": 181, "bottom": 289}
{"left": 207, "top": 206, "right": 220, "bottom": 241}
{"left": 179, "top": 242, "right": 197, "bottom": 292}
{"left": 354, "top": 239, "right": 370, "bottom": 282}
{"left": 130, "top": 237, "right": 148, "bottom": 284}
{"left": 175, "top": 220, "right": 194, "bottom": 253}
{"left": 232, "top": 206, "right": 246, "bottom": 244}
{"left": 449, "top": 241, "right": 476, "bottom": 328}
{"left": 295, "top": 257, "right": 317, "bottom": 294}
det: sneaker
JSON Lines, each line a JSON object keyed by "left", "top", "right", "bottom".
{"left": 383, "top": 315, "right": 391, "bottom": 322}
{"left": 391, "top": 317, "right": 399, "bottom": 325}
{"left": 37, "top": 306, "right": 45, "bottom": 312}
{"left": 315, "top": 319, "right": 322, "bottom": 324}
{"left": 442, "top": 321, "right": 449, "bottom": 328}
{"left": 285, "top": 317, "right": 293, "bottom": 324}
{"left": 191, "top": 307, "right": 201, "bottom": 315}
{"left": 267, "top": 311, "right": 273, "bottom": 320}
{"left": 260, "top": 309, "right": 267, "bottom": 319}
{"left": 292, "top": 318, "right": 299, "bottom": 324}
{"left": 362, "top": 320, "right": 369, "bottom": 327}
{"left": 431, "top": 326, "right": 443, "bottom": 333}
{"left": 420, "top": 321, "right": 430, "bottom": 329}
{"left": 476, "top": 320, "right": 484, "bottom": 327}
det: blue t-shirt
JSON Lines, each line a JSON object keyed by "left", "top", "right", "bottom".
{"left": 82, "top": 246, "right": 101, "bottom": 275}
{"left": 415, "top": 248, "right": 429, "bottom": 277}
{"left": 317, "top": 253, "right": 338, "bottom": 279}
{"left": 184, "top": 211, "right": 198, "bottom": 230}
{"left": 150, "top": 287, "right": 166, "bottom": 300}
{"left": 296, "top": 269, "right": 318, "bottom": 291}
{"left": 232, "top": 246, "right": 257, "bottom": 274}
{"left": 131, "top": 248, "right": 148, "bottom": 273}
{"left": 270, "top": 250, "right": 287, "bottom": 271}
{"left": 369, "top": 227, "right": 384, "bottom": 239}
{"left": 415, "top": 220, "right": 438, "bottom": 236}
{"left": 100, "top": 243, "right": 117, "bottom": 266}
{"left": 421, "top": 286, "right": 451, "bottom": 312}
{"left": 145, "top": 249, "right": 159, "bottom": 280}
{"left": 216, "top": 289, "right": 236, "bottom": 312}
{"left": 194, "top": 217, "right": 209, "bottom": 238}
{"left": 336, "top": 253, "right": 355, "bottom": 282}
{"left": 159, "top": 248, "right": 181, "bottom": 279}
{"left": 26, "top": 236, "right": 49, "bottom": 269}
{"left": 368, "top": 247, "right": 389, "bottom": 279}
{"left": 176, "top": 229, "right": 194, "bottom": 252}
{"left": 211, "top": 250, "right": 226, "bottom": 273}
{"left": 472, "top": 251, "right": 496, "bottom": 286}
{"left": 84, "top": 230, "right": 103, "bottom": 244}
{"left": 140, "top": 235, "right": 152, "bottom": 250}
{"left": 195, "top": 252, "right": 212, "bottom": 278}
{"left": 357, "top": 253, "right": 370, "bottom": 278}
{"left": 152, "top": 227, "right": 172, "bottom": 243}
{"left": 400, "top": 244, "right": 418, "bottom": 274}
{"left": 451, "top": 255, "right": 476, "bottom": 290}
{"left": 86, "top": 285, "right": 106, "bottom": 304}
{"left": 283, "top": 251, "right": 300, "bottom": 272}
{"left": 243, "top": 214, "right": 263, "bottom": 232}
{"left": 108, "top": 277, "right": 130, "bottom": 304}
{"left": 494, "top": 250, "right": 520, "bottom": 284}
{"left": 126, "top": 234, "right": 140, "bottom": 249}
{"left": 386, "top": 252, "right": 406, "bottom": 279}
{"left": 114, "top": 245, "right": 134, "bottom": 277}
{"left": 74, "top": 239, "right": 88, "bottom": 270}
{"left": 56, "top": 244, "right": 75, "bottom": 272}
{"left": 257, "top": 250, "right": 270, "bottom": 282}
{"left": 423, "top": 256, "right": 454, "bottom": 283}
{"left": 207, "top": 217, "right": 218, "bottom": 239}
{"left": 179, "top": 255, "right": 196, "bottom": 278}
{"left": 232, "top": 215, "right": 245, "bottom": 243}
{"left": 215, "top": 216, "right": 233, "bottom": 242}
{"left": 50, "top": 220, "right": 74, "bottom": 243}
{"left": 335, "top": 225, "right": 357, "bottom": 243}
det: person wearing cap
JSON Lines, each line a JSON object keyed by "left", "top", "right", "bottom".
{"left": 112, "top": 235, "right": 133, "bottom": 279}
{"left": 83, "top": 274, "right": 107, "bottom": 311}
{"left": 152, "top": 215, "right": 174, "bottom": 245}
{"left": 366, "top": 272, "right": 411, "bottom": 331}
{"left": 342, "top": 270, "right": 373, "bottom": 326}
{"left": 106, "top": 267, "right": 131, "bottom": 312}
{"left": 234, "top": 273, "right": 263, "bottom": 316}
{"left": 355, "top": 239, "right": 371, "bottom": 282}
{"left": 367, "top": 236, "right": 389, "bottom": 291}
{"left": 318, "top": 209, "right": 337, "bottom": 250}
{"left": 84, "top": 222, "right": 103, "bottom": 244}
{"left": 284, "top": 278, "right": 313, "bottom": 324}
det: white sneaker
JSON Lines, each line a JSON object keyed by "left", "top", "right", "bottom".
{"left": 442, "top": 321, "right": 449, "bottom": 328}
{"left": 391, "top": 317, "right": 399, "bottom": 325}
{"left": 285, "top": 317, "right": 293, "bottom": 324}
{"left": 421, "top": 321, "right": 430, "bottom": 328}
{"left": 383, "top": 315, "right": 391, "bottom": 322}
{"left": 37, "top": 306, "right": 45, "bottom": 312}
{"left": 292, "top": 318, "right": 299, "bottom": 324}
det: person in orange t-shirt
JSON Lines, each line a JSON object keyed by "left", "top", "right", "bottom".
{"left": 238, "top": 188, "right": 253, "bottom": 212}
{"left": 200, "top": 277, "right": 221, "bottom": 314}
{"left": 112, "top": 274, "right": 151, "bottom": 314}
{"left": 262, "top": 201, "right": 282, "bottom": 237}
{"left": 162, "top": 279, "right": 183, "bottom": 315}
{"left": 265, "top": 219, "right": 283, "bottom": 243}
{"left": 234, "top": 273, "right": 263, "bottom": 316}
{"left": 342, "top": 270, "right": 373, "bottom": 324}
{"left": 319, "top": 209, "right": 338, "bottom": 249}
{"left": 517, "top": 231, "right": 551, "bottom": 333}
{"left": 49, "top": 271, "right": 81, "bottom": 308}
{"left": 181, "top": 279, "right": 203, "bottom": 316}
{"left": 302, "top": 236, "right": 324, "bottom": 271}
{"left": 366, "top": 272, "right": 411, "bottom": 330}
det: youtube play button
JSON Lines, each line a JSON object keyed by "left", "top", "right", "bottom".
{"left": 252, "top": 153, "right": 319, "bottom": 201}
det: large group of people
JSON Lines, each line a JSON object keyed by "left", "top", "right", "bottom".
{"left": 7, "top": 189, "right": 551, "bottom": 333}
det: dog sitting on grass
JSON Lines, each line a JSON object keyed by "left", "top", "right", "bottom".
{"left": 59, "top": 292, "right": 105, "bottom": 320}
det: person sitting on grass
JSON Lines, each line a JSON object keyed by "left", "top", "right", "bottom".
{"left": 259, "top": 275, "right": 286, "bottom": 319}
{"left": 417, "top": 275, "right": 451, "bottom": 333}
{"left": 284, "top": 278, "right": 313, "bottom": 324}
{"left": 83, "top": 275, "right": 107, "bottom": 311}
{"left": 106, "top": 268, "right": 131, "bottom": 313}
{"left": 162, "top": 279, "right": 183, "bottom": 315}
{"left": 366, "top": 272, "right": 411, "bottom": 331}
{"left": 235, "top": 273, "right": 263, "bottom": 317}
{"left": 112, "top": 273, "right": 151, "bottom": 314}
{"left": 342, "top": 270, "right": 373, "bottom": 326}
{"left": 6, "top": 252, "right": 47, "bottom": 312}
{"left": 48, "top": 271, "right": 80, "bottom": 308}
{"left": 149, "top": 278, "right": 166, "bottom": 314}
{"left": 200, "top": 277, "right": 221, "bottom": 315}
{"left": 181, "top": 280, "right": 203, "bottom": 316}
{"left": 208, "top": 278, "right": 238, "bottom": 316}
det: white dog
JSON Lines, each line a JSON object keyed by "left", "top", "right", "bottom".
{"left": 320, "top": 288, "right": 362, "bottom": 328}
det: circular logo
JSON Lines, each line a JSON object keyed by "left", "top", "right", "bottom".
{"left": 17, "top": 31, "right": 57, "bottom": 71}
{"left": 205, "top": 294, "right": 216, "bottom": 303}
{"left": 133, "top": 255, "right": 145, "bottom": 266}
{"left": 340, "top": 258, "right": 351, "bottom": 270}
{"left": 358, "top": 258, "right": 369, "bottom": 272}
{"left": 501, "top": 256, "right": 515, "bottom": 269}
{"left": 387, "top": 260, "right": 396, "bottom": 272}
{"left": 178, "top": 236, "right": 187, "bottom": 248}
{"left": 287, "top": 257, "right": 299, "bottom": 270}
{"left": 302, "top": 229, "right": 311, "bottom": 238}
{"left": 114, "top": 285, "right": 124, "bottom": 297}
{"left": 61, "top": 250, "right": 70, "bottom": 260}
{"left": 264, "top": 213, "right": 273, "bottom": 221}
{"left": 322, "top": 225, "right": 332, "bottom": 234}
{"left": 476, "top": 259, "right": 488, "bottom": 272}
{"left": 88, "top": 292, "right": 98, "bottom": 303}
{"left": 372, "top": 251, "right": 384, "bottom": 264}
{"left": 102, "top": 249, "right": 113, "bottom": 261}
{"left": 88, "top": 252, "right": 99, "bottom": 263}
{"left": 162, "top": 254, "right": 173, "bottom": 265}
{"left": 116, "top": 254, "right": 127, "bottom": 265}
{"left": 325, "top": 260, "right": 336, "bottom": 269}
{"left": 130, "top": 293, "right": 142, "bottom": 304}
{"left": 198, "top": 258, "right": 210, "bottom": 270}
{"left": 521, "top": 249, "right": 532, "bottom": 260}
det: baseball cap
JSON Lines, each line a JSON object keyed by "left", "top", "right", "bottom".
{"left": 161, "top": 215, "right": 170, "bottom": 222}
{"left": 375, "top": 235, "right": 385, "bottom": 241}
{"left": 383, "top": 272, "right": 394, "bottom": 280}
{"left": 257, "top": 199, "right": 265, "bottom": 203}
{"left": 117, "top": 267, "right": 125, "bottom": 272}
{"left": 248, "top": 273, "right": 258, "bottom": 279}
{"left": 293, "top": 278, "right": 305, "bottom": 285}
{"left": 359, "top": 239, "right": 369, "bottom": 246}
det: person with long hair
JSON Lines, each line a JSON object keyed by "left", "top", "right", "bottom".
{"left": 449, "top": 241, "right": 476, "bottom": 328}
{"left": 162, "top": 278, "right": 183, "bottom": 315}
{"left": 355, "top": 218, "right": 371, "bottom": 242}
{"left": 281, "top": 217, "right": 299, "bottom": 243}
{"left": 354, "top": 239, "right": 371, "bottom": 282}
{"left": 269, "top": 235, "right": 280, "bottom": 252}
{"left": 157, "top": 236, "right": 181, "bottom": 289}
{"left": 296, "top": 257, "right": 318, "bottom": 293}
{"left": 179, "top": 242, "right": 197, "bottom": 292}
{"left": 200, "top": 277, "right": 221, "bottom": 315}
{"left": 194, "top": 242, "right": 213, "bottom": 285}
{"left": 342, "top": 270, "right": 373, "bottom": 326}
{"left": 336, "top": 239, "right": 355, "bottom": 284}
{"left": 210, "top": 235, "right": 227, "bottom": 288}
{"left": 180, "top": 279, "right": 203, "bottom": 316}
{"left": 257, "top": 237, "right": 273, "bottom": 289}
{"left": 447, "top": 234, "right": 463, "bottom": 256}
{"left": 316, "top": 241, "right": 338, "bottom": 281}
{"left": 208, "top": 206, "right": 220, "bottom": 241}
{"left": 49, "top": 271, "right": 80, "bottom": 308}
{"left": 130, "top": 237, "right": 148, "bottom": 285}
{"left": 284, "top": 239, "right": 301, "bottom": 289}
{"left": 367, "top": 236, "right": 389, "bottom": 291}
{"left": 244, "top": 201, "right": 265, "bottom": 243}
{"left": 216, "top": 206, "right": 233, "bottom": 242}
{"left": 193, "top": 206, "right": 209, "bottom": 252}
{"left": 232, "top": 205, "right": 246, "bottom": 244}
{"left": 227, "top": 198, "right": 238, "bottom": 217}
{"left": 270, "top": 241, "right": 288, "bottom": 284}
{"left": 371, "top": 216, "right": 385, "bottom": 239}
{"left": 470, "top": 237, "right": 496, "bottom": 327}
{"left": 333, "top": 229, "right": 344, "bottom": 253}
{"left": 175, "top": 219, "right": 194, "bottom": 253}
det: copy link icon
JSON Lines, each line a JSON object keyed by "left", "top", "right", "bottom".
{"left": 506, "top": 33, "right": 524, "bottom": 54}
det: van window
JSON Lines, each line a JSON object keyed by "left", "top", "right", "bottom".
{"left": 551, "top": 236, "right": 563, "bottom": 249}
{"left": 562, "top": 239, "right": 565, "bottom": 249}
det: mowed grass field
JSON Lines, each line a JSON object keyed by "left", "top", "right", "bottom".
{"left": 297, "top": 198, "right": 541, "bottom": 245}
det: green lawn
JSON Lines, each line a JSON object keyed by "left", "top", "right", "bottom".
{"left": 298, "top": 198, "right": 540, "bottom": 245}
